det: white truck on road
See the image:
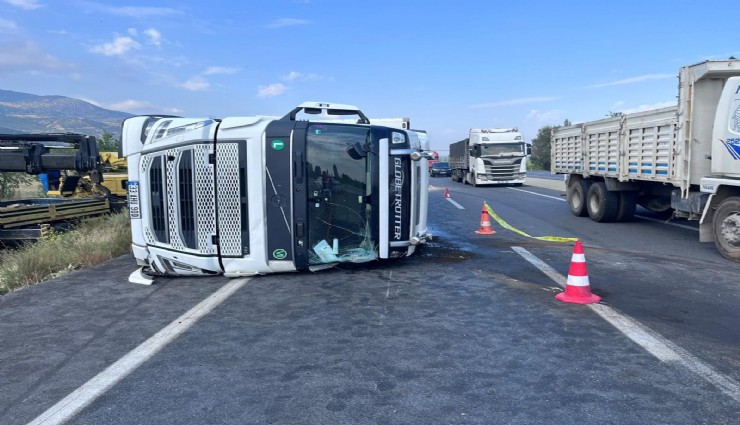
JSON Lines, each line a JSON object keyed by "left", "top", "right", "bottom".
{"left": 122, "top": 102, "right": 431, "bottom": 279}
{"left": 449, "top": 128, "right": 529, "bottom": 186}
{"left": 552, "top": 60, "right": 740, "bottom": 261}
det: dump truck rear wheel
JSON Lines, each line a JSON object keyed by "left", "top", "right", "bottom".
{"left": 587, "top": 182, "right": 619, "bottom": 222}
{"left": 713, "top": 197, "right": 740, "bottom": 261}
{"left": 615, "top": 191, "right": 637, "bottom": 222}
{"left": 567, "top": 178, "right": 592, "bottom": 217}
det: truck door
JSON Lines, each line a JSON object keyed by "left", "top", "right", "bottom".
{"left": 302, "top": 123, "right": 378, "bottom": 267}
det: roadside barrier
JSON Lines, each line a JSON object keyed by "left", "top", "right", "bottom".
{"left": 555, "top": 240, "right": 601, "bottom": 304}
{"left": 475, "top": 204, "right": 496, "bottom": 235}
{"left": 483, "top": 201, "right": 578, "bottom": 243}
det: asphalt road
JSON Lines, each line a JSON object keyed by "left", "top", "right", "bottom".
{"left": 0, "top": 176, "right": 738, "bottom": 424}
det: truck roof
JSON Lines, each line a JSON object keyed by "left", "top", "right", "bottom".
{"left": 470, "top": 128, "right": 519, "bottom": 133}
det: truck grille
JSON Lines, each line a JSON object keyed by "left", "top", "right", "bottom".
{"left": 215, "top": 142, "right": 248, "bottom": 257}
{"left": 483, "top": 159, "right": 522, "bottom": 179}
{"left": 142, "top": 145, "right": 217, "bottom": 255}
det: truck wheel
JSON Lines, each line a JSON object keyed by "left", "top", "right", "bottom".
{"left": 615, "top": 191, "right": 637, "bottom": 222}
{"left": 713, "top": 197, "right": 740, "bottom": 261}
{"left": 586, "top": 182, "right": 619, "bottom": 222}
{"left": 567, "top": 179, "right": 592, "bottom": 217}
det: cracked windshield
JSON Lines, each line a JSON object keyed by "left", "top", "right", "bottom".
{"left": 306, "top": 124, "right": 376, "bottom": 265}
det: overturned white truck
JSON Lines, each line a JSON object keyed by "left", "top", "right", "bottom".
{"left": 122, "top": 102, "right": 431, "bottom": 280}
{"left": 552, "top": 60, "right": 740, "bottom": 261}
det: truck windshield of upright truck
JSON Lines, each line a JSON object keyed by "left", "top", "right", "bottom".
{"left": 306, "top": 123, "right": 375, "bottom": 265}
{"left": 479, "top": 143, "right": 524, "bottom": 157}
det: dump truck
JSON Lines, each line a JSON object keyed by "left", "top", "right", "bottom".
{"left": 552, "top": 60, "right": 740, "bottom": 261}
{"left": 449, "top": 128, "right": 529, "bottom": 186}
{"left": 122, "top": 101, "right": 432, "bottom": 280}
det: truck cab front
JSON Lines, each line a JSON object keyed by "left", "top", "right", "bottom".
{"left": 122, "top": 102, "right": 430, "bottom": 278}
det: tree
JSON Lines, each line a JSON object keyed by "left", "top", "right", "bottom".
{"left": 0, "top": 172, "right": 37, "bottom": 200}
{"left": 529, "top": 118, "right": 571, "bottom": 171}
{"left": 98, "top": 131, "right": 119, "bottom": 152}
{"left": 530, "top": 126, "right": 553, "bottom": 171}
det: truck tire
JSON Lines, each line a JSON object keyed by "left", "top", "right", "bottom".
{"left": 567, "top": 178, "right": 592, "bottom": 217}
{"left": 615, "top": 191, "right": 637, "bottom": 222}
{"left": 587, "top": 182, "right": 619, "bottom": 222}
{"left": 713, "top": 197, "right": 740, "bottom": 261}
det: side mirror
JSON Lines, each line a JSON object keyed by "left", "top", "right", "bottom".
{"left": 346, "top": 142, "right": 368, "bottom": 160}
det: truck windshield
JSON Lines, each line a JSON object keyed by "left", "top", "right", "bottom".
{"left": 305, "top": 124, "right": 376, "bottom": 265}
{"left": 480, "top": 143, "right": 524, "bottom": 157}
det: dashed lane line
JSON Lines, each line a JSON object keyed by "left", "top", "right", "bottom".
{"left": 512, "top": 246, "right": 740, "bottom": 404}
{"left": 28, "top": 277, "right": 252, "bottom": 425}
{"left": 445, "top": 198, "right": 465, "bottom": 209}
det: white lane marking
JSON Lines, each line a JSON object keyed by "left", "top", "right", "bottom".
{"left": 508, "top": 187, "right": 565, "bottom": 201}
{"left": 28, "top": 278, "right": 251, "bottom": 425}
{"left": 428, "top": 184, "right": 465, "bottom": 209}
{"left": 445, "top": 198, "right": 465, "bottom": 209}
{"left": 511, "top": 246, "right": 740, "bottom": 403}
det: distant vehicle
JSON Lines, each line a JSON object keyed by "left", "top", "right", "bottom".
{"left": 552, "top": 60, "right": 740, "bottom": 261}
{"left": 430, "top": 161, "right": 451, "bottom": 177}
{"left": 449, "top": 128, "right": 529, "bottom": 186}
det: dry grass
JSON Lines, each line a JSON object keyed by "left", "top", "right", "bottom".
{"left": 0, "top": 210, "right": 131, "bottom": 295}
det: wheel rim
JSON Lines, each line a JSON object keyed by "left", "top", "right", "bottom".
{"left": 720, "top": 211, "right": 740, "bottom": 248}
{"left": 589, "top": 191, "right": 601, "bottom": 213}
{"left": 572, "top": 190, "right": 582, "bottom": 210}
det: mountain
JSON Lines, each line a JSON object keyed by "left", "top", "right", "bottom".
{"left": 0, "top": 89, "right": 132, "bottom": 137}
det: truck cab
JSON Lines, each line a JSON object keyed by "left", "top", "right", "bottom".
{"left": 122, "top": 102, "right": 431, "bottom": 278}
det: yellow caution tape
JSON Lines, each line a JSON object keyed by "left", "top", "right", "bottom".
{"left": 483, "top": 201, "right": 578, "bottom": 243}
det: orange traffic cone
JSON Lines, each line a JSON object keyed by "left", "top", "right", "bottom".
{"left": 555, "top": 240, "right": 601, "bottom": 304}
{"left": 444, "top": 187, "right": 450, "bottom": 198}
{"left": 474, "top": 206, "right": 496, "bottom": 235}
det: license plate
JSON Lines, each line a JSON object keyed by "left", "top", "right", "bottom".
{"left": 128, "top": 181, "right": 141, "bottom": 219}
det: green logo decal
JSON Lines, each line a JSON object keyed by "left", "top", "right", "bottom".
{"left": 271, "top": 139, "right": 285, "bottom": 150}
{"left": 272, "top": 249, "right": 287, "bottom": 260}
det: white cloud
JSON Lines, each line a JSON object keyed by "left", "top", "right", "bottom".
{"left": 617, "top": 101, "right": 676, "bottom": 114}
{"left": 0, "top": 18, "right": 17, "bottom": 32}
{"left": 127, "top": 28, "right": 138, "bottom": 37}
{"left": 0, "top": 41, "right": 66, "bottom": 71}
{"left": 144, "top": 28, "right": 162, "bottom": 46}
{"left": 163, "top": 107, "right": 184, "bottom": 114}
{"left": 3, "top": 0, "right": 42, "bottom": 10}
{"left": 469, "top": 97, "right": 558, "bottom": 109}
{"left": 587, "top": 73, "right": 674, "bottom": 88}
{"left": 258, "top": 83, "right": 288, "bottom": 97}
{"left": 265, "top": 18, "right": 310, "bottom": 28}
{"left": 105, "top": 6, "right": 181, "bottom": 18}
{"left": 525, "top": 109, "right": 564, "bottom": 124}
{"left": 203, "top": 66, "right": 238, "bottom": 75}
{"left": 108, "top": 99, "right": 152, "bottom": 111}
{"left": 179, "top": 76, "right": 210, "bottom": 91}
{"left": 282, "top": 71, "right": 324, "bottom": 82}
{"left": 91, "top": 36, "right": 141, "bottom": 56}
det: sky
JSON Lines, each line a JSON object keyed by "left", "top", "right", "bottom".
{"left": 1, "top": 0, "right": 739, "bottom": 153}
